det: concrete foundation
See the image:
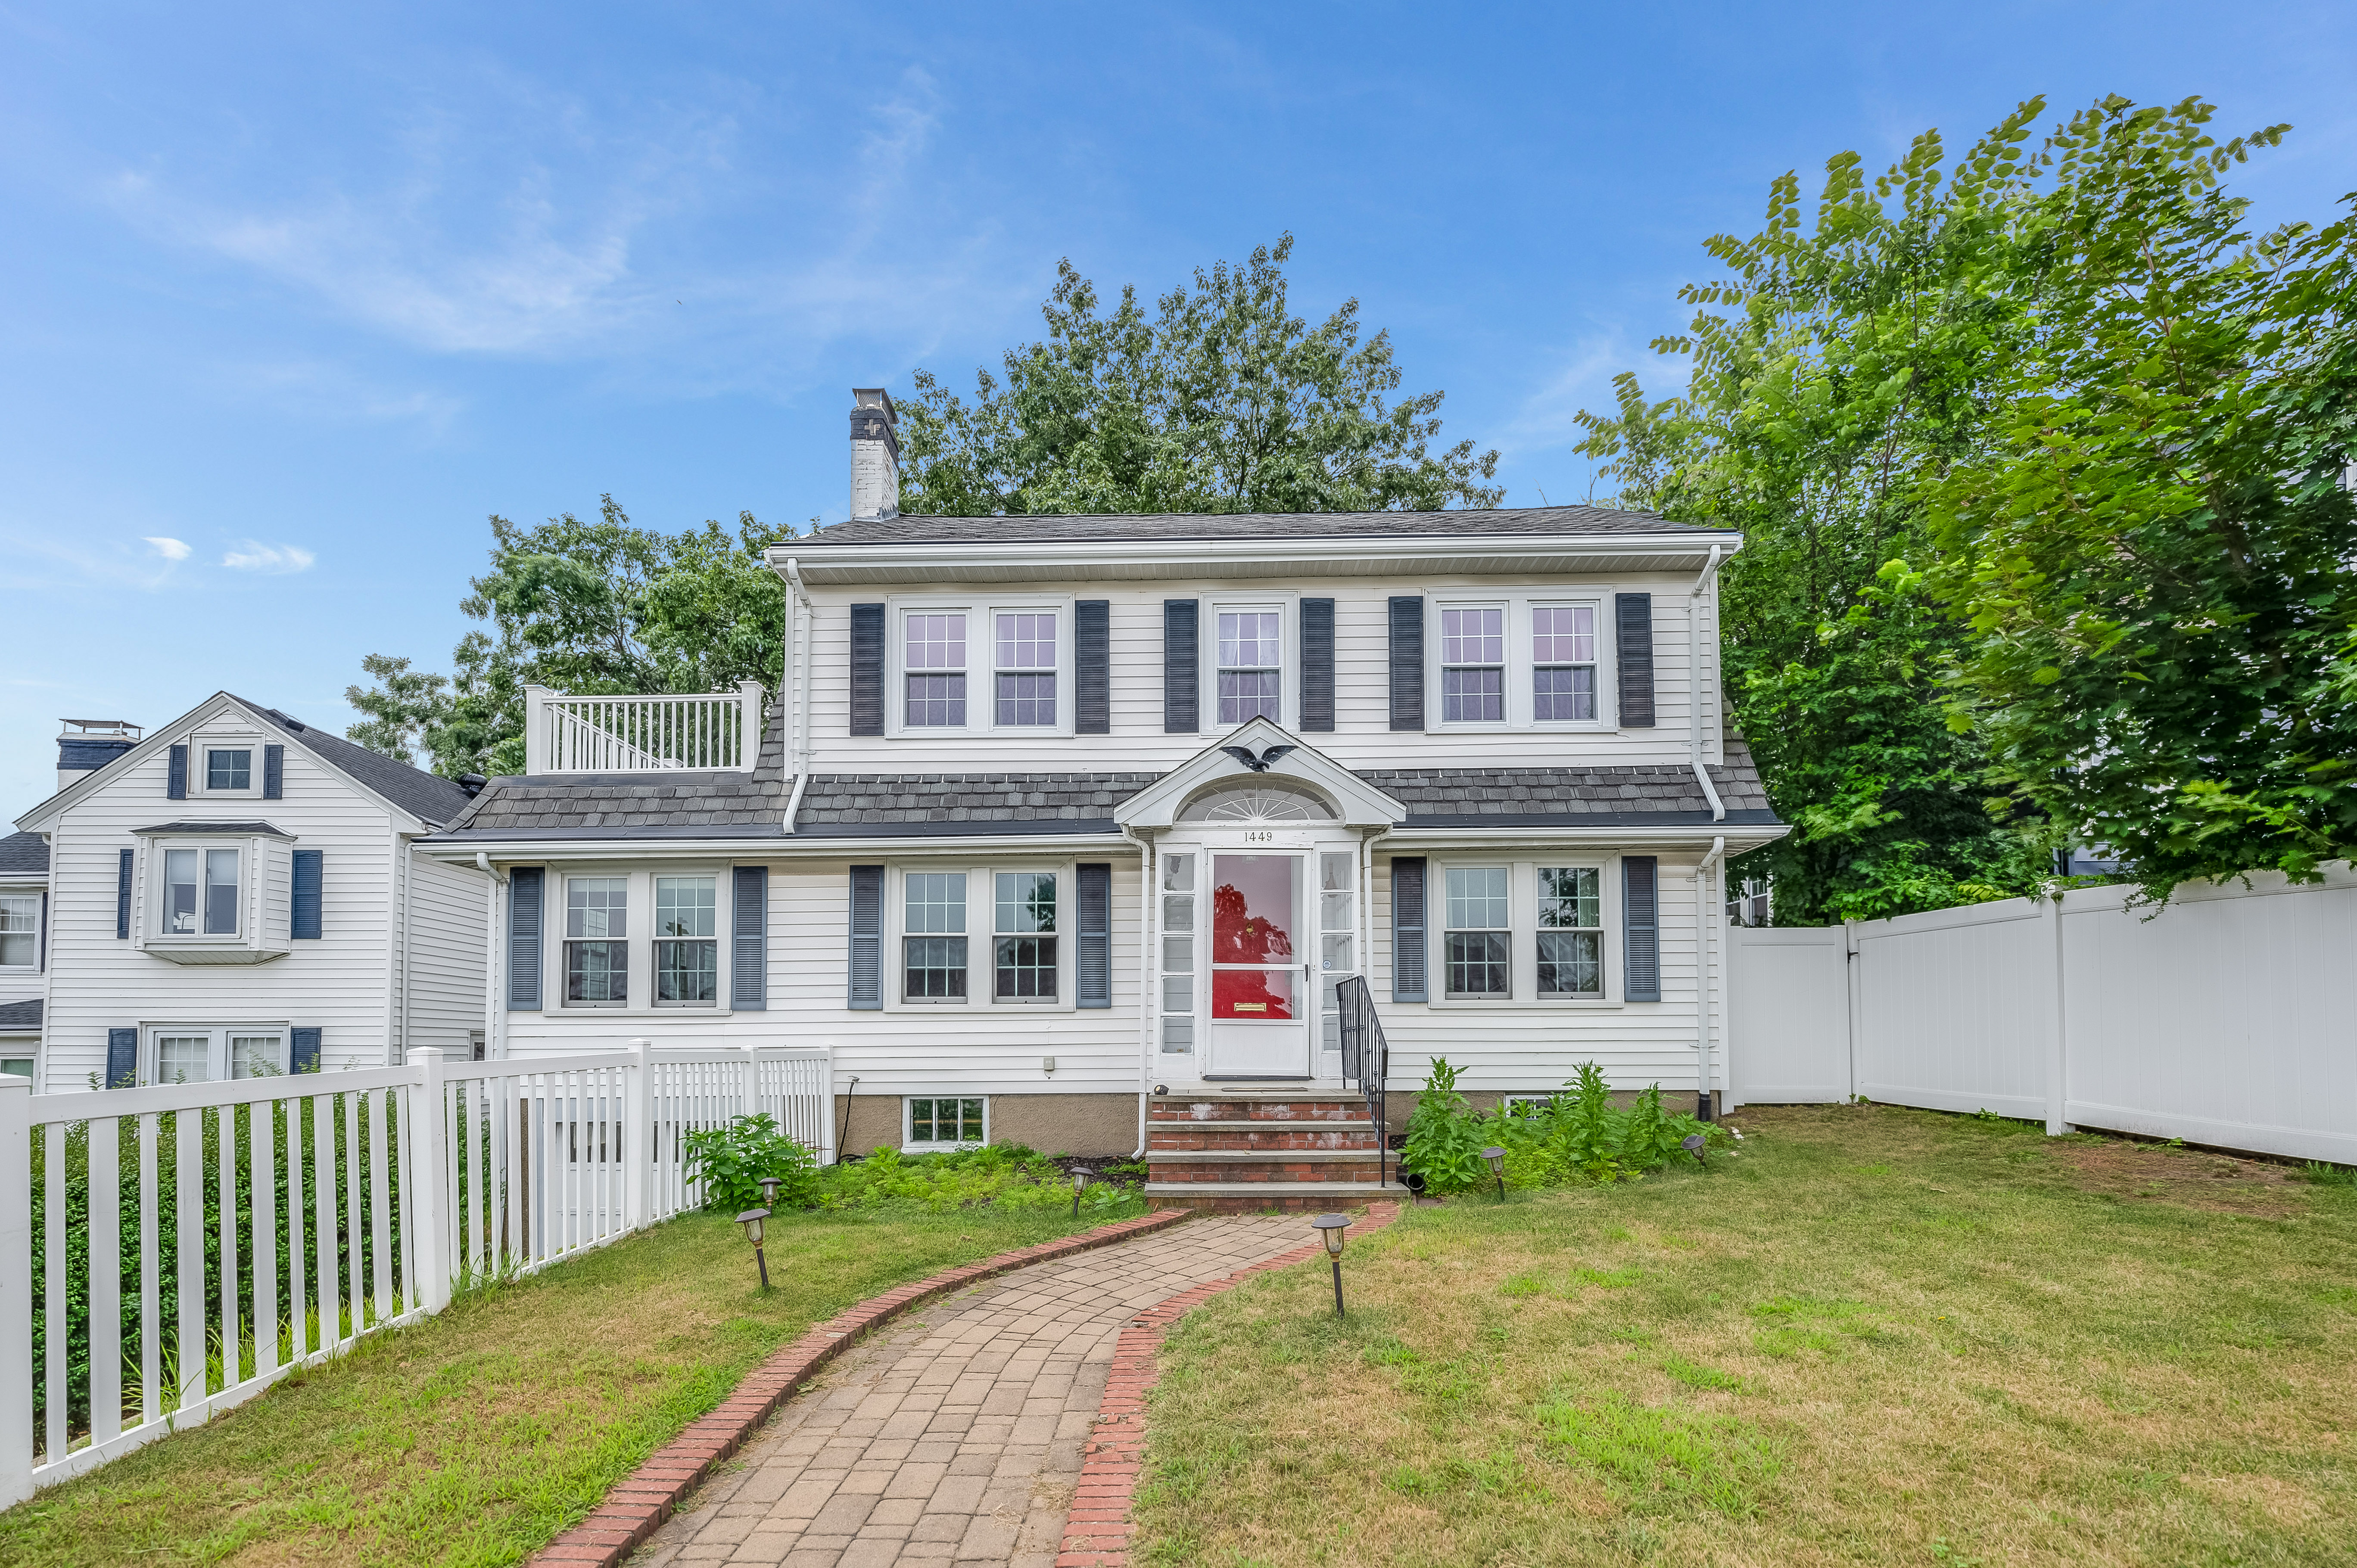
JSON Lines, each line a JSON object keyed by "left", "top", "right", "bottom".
{"left": 830, "top": 1091, "right": 1141, "bottom": 1160}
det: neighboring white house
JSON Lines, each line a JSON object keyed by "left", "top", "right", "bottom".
{"left": 0, "top": 830, "right": 46, "bottom": 1078}
{"left": 12, "top": 695, "right": 490, "bottom": 1091}
{"left": 417, "top": 389, "right": 1787, "bottom": 1168}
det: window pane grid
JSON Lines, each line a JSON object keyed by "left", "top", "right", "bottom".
{"left": 1533, "top": 605, "right": 1599, "bottom": 721}
{"left": 1217, "top": 612, "right": 1283, "bottom": 723}
{"left": 906, "top": 936, "right": 969, "bottom": 999}
{"left": 906, "top": 673, "right": 967, "bottom": 726}
{"left": 157, "top": 1035, "right": 210, "bottom": 1084}
{"left": 205, "top": 749, "right": 251, "bottom": 790}
{"left": 1159, "top": 853, "right": 1195, "bottom": 1052}
{"left": 656, "top": 940, "right": 717, "bottom": 1003}
{"left": 909, "top": 1097, "right": 985, "bottom": 1145}
{"left": 567, "top": 877, "right": 627, "bottom": 939}
{"left": 0, "top": 895, "right": 35, "bottom": 968}
{"left": 1441, "top": 608, "right": 1505, "bottom": 722}
{"left": 995, "top": 936, "right": 1057, "bottom": 999}
{"left": 1443, "top": 866, "right": 1510, "bottom": 998}
{"left": 995, "top": 672, "right": 1056, "bottom": 726}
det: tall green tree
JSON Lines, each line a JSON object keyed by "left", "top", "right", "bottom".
{"left": 347, "top": 498, "right": 790, "bottom": 778}
{"left": 900, "top": 233, "right": 1502, "bottom": 515}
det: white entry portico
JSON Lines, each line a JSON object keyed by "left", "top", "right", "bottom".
{"left": 1114, "top": 719, "right": 1407, "bottom": 1093}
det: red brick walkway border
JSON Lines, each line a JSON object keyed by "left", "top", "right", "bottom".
{"left": 1055, "top": 1201, "right": 1403, "bottom": 1568}
{"left": 528, "top": 1208, "right": 1194, "bottom": 1568}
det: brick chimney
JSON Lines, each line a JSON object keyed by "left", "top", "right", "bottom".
{"left": 58, "top": 718, "right": 141, "bottom": 793}
{"left": 850, "top": 388, "right": 899, "bottom": 521}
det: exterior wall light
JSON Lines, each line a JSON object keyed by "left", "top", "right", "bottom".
{"left": 1070, "top": 1167, "right": 1094, "bottom": 1220}
{"left": 1482, "top": 1146, "right": 1507, "bottom": 1202}
{"left": 735, "top": 1207, "right": 772, "bottom": 1290}
{"left": 1312, "top": 1213, "right": 1351, "bottom": 1316}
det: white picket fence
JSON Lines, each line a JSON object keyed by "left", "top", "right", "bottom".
{"left": 1728, "top": 865, "right": 2357, "bottom": 1163}
{"left": 0, "top": 1042, "right": 832, "bottom": 1505}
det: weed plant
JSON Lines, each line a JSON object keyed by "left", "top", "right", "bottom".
{"left": 682, "top": 1117, "right": 1148, "bottom": 1216}
{"left": 1399, "top": 1058, "right": 1725, "bottom": 1193}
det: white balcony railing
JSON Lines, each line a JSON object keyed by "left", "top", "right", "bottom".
{"left": 523, "top": 682, "right": 764, "bottom": 775}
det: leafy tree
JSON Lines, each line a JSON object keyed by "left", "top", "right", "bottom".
{"left": 347, "top": 498, "right": 790, "bottom": 777}
{"left": 1924, "top": 99, "right": 2357, "bottom": 902}
{"left": 900, "top": 233, "right": 1502, "bottom": 516}
{"left": 1575, "top": 103, "right": 2063, "bottom": 921}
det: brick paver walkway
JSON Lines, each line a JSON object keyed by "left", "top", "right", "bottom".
{"left": 629, "top": 1216, "right": 1314, "bottom": 1568}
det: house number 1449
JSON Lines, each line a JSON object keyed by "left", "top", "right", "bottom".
{"left": 1242, "top": 830, "right": 1275, "bottom": 843}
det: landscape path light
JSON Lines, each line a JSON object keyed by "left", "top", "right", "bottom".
{"left": 1070, "top": 1167, "right": 1094, "bottom": 1220}
{"left": 735, "top": 1207, "right": 773, "bottom": 1291}
{"left": 1312, "top": 1213, "right": 1351, "bottom": 1317}
{"left": 1681, "top": 1133, "right": 1708, "bottom": 1168}
{"left": 758, "top": 1175, "right": 784, "bottom": 1207}
{"left": 1482, "top": 1146, "right": 1507, "bottom": 1202}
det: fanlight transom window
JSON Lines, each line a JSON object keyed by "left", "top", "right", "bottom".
{"left": 1178, "top": 784, "right": 1335, "bottom": 823}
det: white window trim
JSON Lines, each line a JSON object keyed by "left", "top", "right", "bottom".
{"left": 0, "top": 889, "right": 40, "bottom": 971}
{"left": 882, "top": 861, "right": 1076, "bottom": 1013}
{"left": 1435, "top": 602, "right": 1510, "bottom": 730}
{"left": 1425, "top": 591, "right": 1619, "bottom": 733}
{"left": 902, "top": 1094, "right": 989, "bottom": 1152}
{"left": 549, "top": 865, "right": 735, "bottom": 1016}
{"left": 143, "top": 1023, "right": 292, "bottom": 1086}
{"left": 191, "top": 732, "right": 266, "bottom": 798}
{"left": 883, "top": 595, "right": 1078, "bottom": 739}
{"left": 146, "top": 838, "right": 252, "bottom": 944}
{"left": 1418, "top": 857, "right": 1625, "bottom": 1009}
{"left": 1199, "top": 597, "right": 1292, "bottom": 733}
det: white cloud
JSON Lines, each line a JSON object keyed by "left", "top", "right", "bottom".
{"left": 222, "top": 541, "right": 316, "bottom": 574}
{"left": 143, "top": 535, "right": 191, "bottom": 560}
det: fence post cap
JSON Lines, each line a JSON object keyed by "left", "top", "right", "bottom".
{"left": 409, "top": 1046, "right": 447, "bottom": 1062}
{"left": 0, "top": 1074, "right": 26, "bottom": 1094}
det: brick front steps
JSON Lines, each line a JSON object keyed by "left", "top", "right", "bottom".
{"left": 1145, "top": 1094, "right": 1407, "bottom": 1212}
{"left": 1054, "top": 1200, "right": 1404, "bottom": 1568}
{"left": 523, "top": 1209, "right": 1193, "bottom": 1568}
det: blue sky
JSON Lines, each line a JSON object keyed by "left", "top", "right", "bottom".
{"left": 3, "top": 1, "right": 2353, "bottom": 812}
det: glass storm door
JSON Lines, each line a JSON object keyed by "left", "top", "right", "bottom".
{"left": 1205, "top": 853, "right": 1310, "bottom": 1079}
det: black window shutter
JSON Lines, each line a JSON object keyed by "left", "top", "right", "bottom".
{"left": 291, "top": 850, "right": 324, "bottom": 940}
{"left": 116, "top": 848, "right": 133, "bottom": 940}
{"left": 848, "top": 865, "right": 883, "bottom": 1010}
{"left": 38, "top": 892, "right": 48, "bottom": 971}
{"left": 1075, "top": 600, "right": 1111, "bottom": 734}
{"left": 850, "top": 603, "right": 886, "bottom": 737}
{"left": 1299, "top": 598, "right": 1336, "bottom": 732}
{"left": 1163, "top": 600, "right": 1199, "bottom": 732}
{"left": 1388, "top": 597, "right": 1425, "bottom": 731}
{"left": 106, "top": 1028, "right": 138, "bottom": 1089}
{"left": 263, "top": 744, "right": 285, "bottom": 800}
{"left": 1391, "top": 856, "right": 1428, "bottom": 1003}
{"left": 1623, "top": 856, "right": 1661, "bottom": 1002}
{"left": 1616, "top": 593, "right": 1656, "bottom": 728}
{"left": 508, "top": 867, "right": 544, "bottom": 1010}
{"left": 732, "top": 865, "right": 768, "bottom": 1011}
{"left": 167, "top": 744, "right": 188, "bottom": 800}
{"left": 290, "top": 1027, "right": 322, "bottom": 1074}
{"left": 1076, "top": 862, "right": 1112, "bottom": 1008}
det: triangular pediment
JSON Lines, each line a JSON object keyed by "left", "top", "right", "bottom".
{"left": 1112, "top": 719, "right": 1406, "bottom": 830}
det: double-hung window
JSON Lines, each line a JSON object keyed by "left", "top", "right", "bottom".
{"left": 904, "top": 872, "right": 968, "bottom": 1002}
{"left": 0, "top": 895, "right": 35, "bottom": 968}
{"left": 162, "top": 846, "right": 241, "bottom": 936}
{"left": 654, "top": 876, "right": 718, "bottom": 1005}
{"left": 905, "top": 613, "right": 968, "bottom": 727}
{"left": 1537, "top": 867, "right": 1604, "bottom": 996}
{"left": 994, "top": 871, "right": 1057, "bottom": 1002}
{"left": 1441, "top": 608, "right": 1505, "bottom": 722}
{"left": 1533, "top": 606, "right": 1599, "bottom": 721}
{"left": 1443, "top": 866, "right": 1511, "bottom": 999}
{"left": 1217, "top": 612, "right": 1283, "bottom": 724}
{"left": 206, "top": 748, "right": 252, "bottom": 791}
{"left": 565, "top": 876, "right": 629, "bottom": 1006}
{"left": 994, "top": 613, "right": 1057, "bottom": 726}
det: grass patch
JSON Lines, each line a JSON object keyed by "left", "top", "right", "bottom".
{"left": 0, "top": 1201, "right": 1141, "bottom": 1565}
{"left": 1131, "top": 1104, "right": 2357, "bottom": 1565}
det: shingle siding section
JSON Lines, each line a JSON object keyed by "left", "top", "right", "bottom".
{"left": 794, "top": 773, "right": 1159, "bottom": 828}
{"left": 806, "top": 504, "right": 1734, "bottom": 548}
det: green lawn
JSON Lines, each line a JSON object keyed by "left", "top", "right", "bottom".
{"left": 1134, "top": 1105, "right": 2357, "bottom": 1567}
{"left": 0, "top": 1202, "right": 1142, "bottom": 1566}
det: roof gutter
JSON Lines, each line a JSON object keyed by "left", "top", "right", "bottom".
{"left": 1687, "top": 545, "right": 1726, "bottom": 822}
{"left": 782, "top": 557, "right": 816, "bottom": 834}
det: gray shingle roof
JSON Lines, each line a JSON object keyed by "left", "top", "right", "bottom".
{"left": 0, "top": 999, "right": 38, "bottom": 1032}
{"left": 430, "top": 737, "right": 1780, "bottom": 840}
{"left": 0, "top": 831, "right": 47, "bottom": 875}
{"left": 227, "top": 697, "right": 479, "bottom": 828}
{"left": 807, "top": 504, "right": 1734, "bottom": 548}
{"left": 133, "top": 821, "right": 293, "bottom": 837}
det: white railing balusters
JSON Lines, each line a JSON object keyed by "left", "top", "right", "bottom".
{"left": 41, "top": 1121, "right": 65, "bottom": 1468}
{"left": 252, "top": 1102, "right": 279, "bottom": 1380}
{"left": 524, "top": 682, "right": 762, "bottom": 775}
{"left": 138, "top": 1113, "right": 159, "bottom": 1429}
{"left": 217, "top": 1107, "right": 239, "bottom": 1394}
{"left": 367, "top": 1091, "right": 392, "bottom": 1326}
{"left": 284, "top": 1100, "right": 307, "bottom": 1361}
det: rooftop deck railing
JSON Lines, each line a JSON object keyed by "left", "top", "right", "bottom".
{"left": 524, "top": 682, "right": 764, "bottom": 775}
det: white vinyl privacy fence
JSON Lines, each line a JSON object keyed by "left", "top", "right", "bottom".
{"left": 1728, "top": 866, "right": 2357, "bottom": 1163}
{"left": 0, "top": 1042, "right": 832, "bottom": 1505}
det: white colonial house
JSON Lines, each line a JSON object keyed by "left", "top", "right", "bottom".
{"left": 416, "top": 390, "right": 1787, "bottom": 1202}
{"left": 10, "top": 695, "right": 490, "bottom": 1091}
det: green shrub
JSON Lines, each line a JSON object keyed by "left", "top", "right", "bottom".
{"left": 1403, "top": 1061, "right": 1731, "bottom": 1195}
{"left": 812, "top": 1142, "right": 1143, "bottom": 1215}
{"left": 680, "top": 1113, "right": 819, "bottom": 1213}
{"left": 1400, "top": 1058, "right": 1490, "bottom": 1193}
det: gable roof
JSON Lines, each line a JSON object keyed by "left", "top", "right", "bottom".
{"left": 0, "top": 831, "right": 48, "bottom": 876}
{"left": 808, "top": 504, "right": 1733, "bottom": 548}
{"left": 0, "top": 999, "right": 39, "bottom": 1032}
{"left": 221, "top": 697, "right": 477, "bottom": 827}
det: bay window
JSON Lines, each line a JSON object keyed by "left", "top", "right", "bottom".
{"left": 654, "top": 875, "right": 718, "bottom": 1006}
{"left": 903, "top": 871, "right": 969, "bottom": 1002}
{"left": 162, "top": 846, "right": 240, "bottom": 936}
{"left": 565, "top": 875, "right": 629, "bottom": 1006}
